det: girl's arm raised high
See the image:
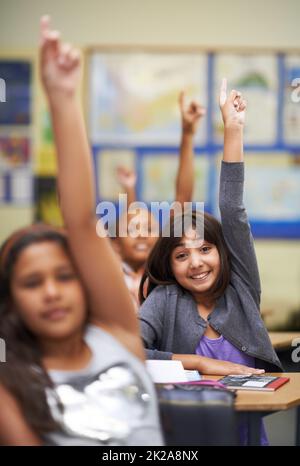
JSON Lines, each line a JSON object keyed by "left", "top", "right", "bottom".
{"left": 175, "top": 92, "right": 205, "bottom": 205}
{"left": 39, "top": 17, "right": 144, "bottom": 360}
{"left": 218, "top": 79, "right": 261, "bottom": 301}
{"left": 116, "top": 166, "right": 137, "bottom": 207}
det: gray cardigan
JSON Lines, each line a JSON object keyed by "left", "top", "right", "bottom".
{"left": 139, "top": 162, "right": 282, "bottom": 372}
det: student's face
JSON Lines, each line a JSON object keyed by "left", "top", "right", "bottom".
{"left": 170, "top": 229, "right": 221, "bottom": 298}
{"left": 10, "top": 241, "right": 87, "bottom": 341}
{"left": 117, "top": 210, "right": 158, "bottom": 270}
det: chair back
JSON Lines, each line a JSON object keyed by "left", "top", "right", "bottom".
{"left": 158, "top": 382, "right": 238, "bottom": 446}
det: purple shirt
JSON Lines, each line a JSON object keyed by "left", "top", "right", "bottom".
{"left": 196, "top": 334, "right": 255, "bottom": 366}
{"left": 196, "top": 334, "right": 269, "bottom": 446}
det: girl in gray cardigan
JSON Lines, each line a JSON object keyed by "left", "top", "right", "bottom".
{"left": 139, "top": 79, "right": 282, "bottom": 376}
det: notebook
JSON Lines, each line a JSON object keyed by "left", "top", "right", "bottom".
{"left": 218, "top": 374, "right": 290, "bottom": 391}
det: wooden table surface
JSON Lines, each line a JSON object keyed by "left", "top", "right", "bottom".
{"left": 203, "top": 373, "right": 300, "bottom": 412}
{"left": 269, "top": 332, "right": 300, "bottom": 350}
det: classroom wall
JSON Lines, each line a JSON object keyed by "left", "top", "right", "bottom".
{"left": 1, "top": 0, "right": 300, "bottom": 328}
{"left": 1, "top": 0, "right": 300, "bottom": 49}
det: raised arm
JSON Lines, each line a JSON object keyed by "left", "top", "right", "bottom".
{"left": 116, "top": 166, "right": 137, "bottom": 207}
{"left": 218, "top": 79, "right": 261, "bottom": 300}
{"left": 175, "top": 91, "right": 205, "bottom": 205}
{"left": 39, "top": 17, "right": 143, "bottom": 359}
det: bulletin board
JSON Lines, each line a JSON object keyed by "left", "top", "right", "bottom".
{"left": 87, "top": 47, "right": 300, "bottom": 238}
{"left": 0, "top": 59, "right": 33, "bottom": 206}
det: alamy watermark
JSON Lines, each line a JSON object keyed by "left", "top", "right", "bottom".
{"left": 96, "top": 195, "right": 205, "bottom": 245}
{"left": 291, "top": 337, "right": 300, "bottom": 363}
{"left": 291, "top": 78, "right": 300, "bottom": 103}
{"left": 0, "top": 338, "right": 6, "bottom": 363}
{"left": 0, "top": 78, "right": 6, "bottom": 102}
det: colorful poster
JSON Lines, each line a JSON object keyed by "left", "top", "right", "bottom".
{"left": 89, "top": 53, "right": 207, "bottom": 145}
{"left": 213, "top": 153, "right": 300, "bottom": 221}
{"left": 142, "top": 153, "right": 178, "bottom": 202}
{"left": 35, "top": 106, "right": 57, "bottom": 176}
{"left": 0, "top": 61, "right": 31, "bottom": 125}
{"left": 0, "top": 134, "right": 30, "bottom": 168}
{"left": 283, "top": 55, "right": 300, "bottom": 145}
{"left": 213, "top": 54, "right": 278, "bottom": 145}
{"left": 244, "top": 153, "right": 300, "bottom": 220}
{"left": 97, "top": 148, "right": 136, "bottom": 200}
{"left": 34, "top": 176, "right": 63, "bottom": 226}
{"left": 142, "top": 153, "right": 209, "bottom": 203}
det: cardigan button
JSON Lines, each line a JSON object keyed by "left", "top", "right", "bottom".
{"left": 241, "top": 346, "right": 247, "bottom": 352}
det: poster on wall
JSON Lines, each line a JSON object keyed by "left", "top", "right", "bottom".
{"left": 283, "top": 55, "right": 300, "bottom": 145}
{"left": 142, "top": 153, "right": 178, "bottom": 202}
{"left": 141, "top": 152, "right": 209, "bottom": 203}
{"left": 213, "top": 54, "right": 278, "bottom": 145}
{"left": 244, "top": 153, "right": 300, "bottom": 221}
{"left": 0, "top": 61, "right": 31, "bottom": 125}
{"left": 87, "top": 48, "right": 300, "bottom": 238}
{"left": 35, "top": 105, "right": 57, "bottom": 176}
{"left": 213, "top": 152, "right": 300, "bottom": 222}
{"left": 0, "top": 134, "right": 30, "bottom": 169}
{"left": 96, "top": 148, "right": 136, "bottom": 200}
{"left": 0, "top": 60, "right": 32, "bottom": 205}
{"left": 34, "top": 176, "right": 63, "bottom": 226}
{"left": 89, "top": 52, "right": 207, "bottom": 145}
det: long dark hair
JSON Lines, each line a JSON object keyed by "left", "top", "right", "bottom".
{"left": 0, "top": 224, "right": 70, "bottom": 435}
{"left": 139, "top": 211, "right": 231, "bottom": 303}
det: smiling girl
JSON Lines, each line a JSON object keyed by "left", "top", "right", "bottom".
{"left": 139, "top": 79, "right": 282, "bottom": 377}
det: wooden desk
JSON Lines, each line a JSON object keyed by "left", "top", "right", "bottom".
{"left": 269, "top": 332, "right": 300, "bottom": 350}
{"left": 204, "top": 373, "right": 300, "bottom": 445}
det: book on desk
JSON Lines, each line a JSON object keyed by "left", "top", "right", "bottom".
{"left": 218, "top": 374, "right": 290, "bottom": 391}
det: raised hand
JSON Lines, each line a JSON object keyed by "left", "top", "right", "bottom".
{"left": 179, "top": 91, "right": 206, "bottom": 135}
{"left": 40, "top": 16, "right": 81, "bottom": 99}
{"left": 116, "top": 166, "right": 137, "bottom": 190}
{"left": 219, "top": 78, "right": 247, "bottom": 128}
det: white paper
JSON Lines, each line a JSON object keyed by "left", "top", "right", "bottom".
{"left": 184, "top": 370, "right": 202, "bottom": 382}
{"left": 146, "top": 360, "right": 189, "bottom": 383}
{"left": 243, "top": 381, "right": 266, "bottom": 388}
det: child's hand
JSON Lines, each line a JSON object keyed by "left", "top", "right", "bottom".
{"left": 222, "top": 363, "right": 265, "bottom": 376}
{"left": 179, "top": 91, "right": 206, "bottom": 135}
{"left": 116, "top": 166, "right": 137, "bottom": 190}
{"left": 40, "top": 16, "right": 81, "bottom": 99}
{"left": 200, "top": 356, "right": 265, "bottom": 376}
{"left": 219, "top": 78, "right": 247, "bottom": 128}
